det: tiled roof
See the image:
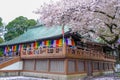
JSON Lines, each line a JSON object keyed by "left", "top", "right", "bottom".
{"left": 0, "top": 25, "right": 70, "bottom": 46}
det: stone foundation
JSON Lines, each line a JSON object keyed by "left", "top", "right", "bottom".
{"left": 20, "top": 72, "right": 87, "bottom": 80}
{"left": 103, "top": 71, "right": 114, "bottom": 75}
{"left": 0, "top": 72, "right": 20, "bottom": 77}
{"left": 93, "top": 71, "right": 114, "bottom": 76}
{"left": 0, "top": 71, "right": 114, "bottom": 80}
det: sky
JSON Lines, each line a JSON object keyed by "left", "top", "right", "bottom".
{"left": 0, "top": 0, "right": 57, "bottom": 24}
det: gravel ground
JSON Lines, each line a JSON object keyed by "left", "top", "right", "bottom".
{"left": 0, "top": 76, "right": 52, "bottom": 80}
{"left": 0, "top": 74, "right": 120, "bottom": 80}
{"left": 92, "top": 77, "right": 120, "bottom": 80}
{"left": 84, "top": 73, "right": 120, "bottom": 80}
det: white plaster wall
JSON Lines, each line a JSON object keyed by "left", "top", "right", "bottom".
{"left": 0, "top": 61, "right": 23, "bottom": 70}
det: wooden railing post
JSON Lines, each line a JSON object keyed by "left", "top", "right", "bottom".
{"left": 63, "top": 43, "right": 67, "bottom": 55}
{"left": 20, "top": 50, "right": 22, "bottom": 57}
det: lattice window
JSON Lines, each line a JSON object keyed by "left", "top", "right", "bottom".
{"left": 93, "top": 61, "right": 99, "bottom": 71}
{"left": 50, "top": 60, "right": 64, "bottom": 73}
{"left": 68, "top": 60, "right": 75, "bottom": 73}
{"left": 99, "top": 62, "right": 104, "bottom": 70}
{"left": 36, "top": 60, "right": 48, "bottom": 72}
{"left": 78, "top": 60, "right": 85, "bottom": 72}
{"left": 24, "top": 60, "right": 34, "bottom": 71}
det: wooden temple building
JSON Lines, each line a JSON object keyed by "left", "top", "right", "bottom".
{"left": 0, "top": 25, "right": 116, "bottom": 80}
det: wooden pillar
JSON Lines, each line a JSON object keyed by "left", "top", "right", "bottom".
{"left": 76, "top": 59, "right": 78, "bottom": 73}
{"left": 48, "top": 59, "right": 50, "bottom": 72}
{"left": 84, "top": 60, "right": 87, "bottom": 72}
{"left": 22, "top": 59, "right": 25, "bottom": 70}
{"left": 91, "top": 60, "right": 93, "bottom": 74}
{"left": 34, "top": 59, "right": 36, "bottom": 71}
{"left": 64, "top": 59, "right": 68, "bottom": 74}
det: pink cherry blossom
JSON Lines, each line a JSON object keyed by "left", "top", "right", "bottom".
{"left": 35, "top": 0, "right": 120, "bottom": 46}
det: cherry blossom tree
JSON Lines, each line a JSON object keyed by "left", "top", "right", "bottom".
{"left": 35, "top": 0, "right": 120, "bottom": 59}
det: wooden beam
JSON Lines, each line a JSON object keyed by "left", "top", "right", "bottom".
{"left": 0, "top": 57, "right": 21, "bottom": 69}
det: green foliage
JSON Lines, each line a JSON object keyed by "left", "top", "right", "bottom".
{"left": 0, "top": 47, "right": 4, "bottom": 57}
{"left": 0, "top": 17, "right": 3, "bottom": 27}
{"left": 0, "top": 37, "right": 4, "bottom": 43}
{"left": 4, "top": 16, "right": 37, "bottom": 41}
{"left": 0, "top": 51, "right": 3, "bottom": 57}
{"left": 0, "top": 36, "right": 4, "bottom": 57}
{"left": 27, "top": 19, "right": 37, "bottom": 28}
{"left": 96, "top": 37, "right": 106, "bottom": 43}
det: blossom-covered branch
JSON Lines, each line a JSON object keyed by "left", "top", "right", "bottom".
{"left": 35, "top": 0, "right": 120, "bottom": 45}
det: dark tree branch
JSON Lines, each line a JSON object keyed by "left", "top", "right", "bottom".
{"left": 104, "top": 22, "right": 118, "bottom": 33}
{"left": 111, "top": 23, "right": 117, "bottom": 28}
{"left": 100, "top": 34, "right": 119, "bottom": 44}
{"left": 104, "top": 23, "right": 113, "bottom": 33}
{"left": 94, "top": 10, "right": 115, "bottom": 19}
{"left": 89, "top": 29, "right": 95, "bottom": 33}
